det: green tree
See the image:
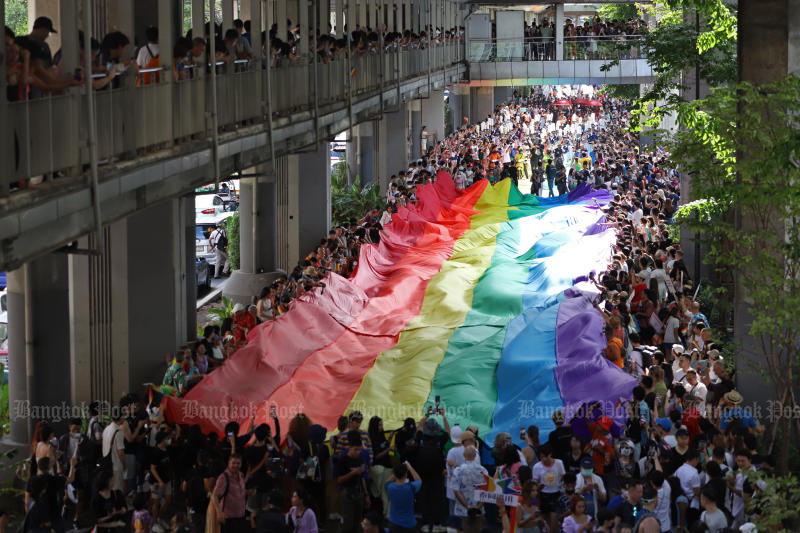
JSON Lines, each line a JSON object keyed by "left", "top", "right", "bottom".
{"left": 599, "top": 84, "right": 640, "bottom": 100}
{"left": 225, "top": 210, "right": 240, "bottom": 270}
{"left": 671, "top": 76, "right": 800, "bottom": 474}
{"left": 5, "top": 0, "right": 29, "bottom": 37}
{"left": 597, "top": 3, "right": 640, "bottom": 21}
{"left": 331, "top": 162, "right": 382, "bottom": 227}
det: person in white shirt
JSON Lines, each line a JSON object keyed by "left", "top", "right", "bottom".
{"left": 649, "top": 471, "right": 672, "bottom": 532}
{"left": 379, "top": 206, "right": 393, "bottom": 227}
{"left": 101, "top": 413, "right": 126, "bottom": 491}
{"left": 446, "top": 429, "right": 480, "bottom": 515}
{"left": 136, "top": 27, "right": 159, "bottom": 68}
{"left": 684, "top": 369, "right": 708, "bottom": 415}
{"left": 728, "top": 450, "right": 767, "bottom": 528}
{"left": 532, "top": 444, "right": 566, "bottom": 533}
{"left": 675, "top": 449, "right": 701, "bottom": 527}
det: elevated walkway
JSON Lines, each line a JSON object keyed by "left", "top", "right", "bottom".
{"left": 0, "top": 47, "right": 464, "bottom": 272}
{"left": 467, "top": 58, "right": 655, "bottom": 86}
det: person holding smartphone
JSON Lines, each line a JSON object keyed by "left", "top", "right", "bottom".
{"left": 386, "top": 461, "right": 422, "bottom": 532}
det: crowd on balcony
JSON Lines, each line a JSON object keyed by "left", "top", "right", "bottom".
{"left": 14, "top": 86, "right": 774, "bottom": 533}
{"left": 3, "top": 14, "right": 463, "bottom": 100}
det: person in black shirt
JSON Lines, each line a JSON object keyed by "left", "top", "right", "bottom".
{"left": 547, "top": 410, "right": 573, "bottom": 462}
{"left": 614, "top": 479, "right": 644, "bottom": 529}
{"left": 367, "top": 416, "right": 393, "bottom": 518}
{"left": 147, "top": 431, "right": 173, "bottom": 520}
{"left": 255, "top": 490, "right": 287, "bottom": 533}
{"left": 336, "top": 431, "right": 369, "bottom": 533}
{"left": 183, "top": 450, "right": 215, "bottom": 533}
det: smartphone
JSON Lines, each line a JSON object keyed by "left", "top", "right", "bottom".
{"left": 520, "top": 427, "right": 526, "bottom": 440}
{"left": 227, "top": 432, "right": 233, "bottom": 437}
{"left": 270, "top": 406, "right": 277, "bottom": 418}
{"left": 435, "top": 395, "right": 440, "bottom": 410}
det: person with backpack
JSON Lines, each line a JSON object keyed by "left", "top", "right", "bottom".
{"left": 211, "top": 454, "right": 247, "bottom": 533}
{"left": 209, "top": 223, "right": 231, "bottom": 278}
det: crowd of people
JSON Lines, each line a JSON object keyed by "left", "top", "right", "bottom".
{"left": 3, "top": 15, "right": 462, "bottom": 102}
{"left": 16, "top": 85, "right": 774, "bottom": 533}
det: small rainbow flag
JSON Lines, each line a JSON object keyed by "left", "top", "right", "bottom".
{"left": 349, "top": 67, "right": 357, "bottom": 78}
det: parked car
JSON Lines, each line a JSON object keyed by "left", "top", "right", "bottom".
{"left": 196, "top": 257, "right": 212, "bottom": 289}
{"left": 196, "top": 180, "right": 239, "bottom": 212}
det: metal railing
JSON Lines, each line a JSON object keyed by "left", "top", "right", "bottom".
{"left": 2, "top": 42, "right": 463, "bottom": 194}
{"left": 468, "top": 35, "right": 646, "bottom": 62}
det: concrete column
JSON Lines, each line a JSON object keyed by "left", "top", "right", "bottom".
{"left": 297, "top": 146, "right": 332, "bottom": 254}
{"left": 411, "top": 0, "right": 420, "bottom": 33}
{"left": 58, "top": 0, "right": 79, "bottom": 75}
{"left": 222, "top": 0, "right": 235, "bottom": 30}
{"left": 276, "top": 155, "right": 300, "bottom": 272}
{"left": 409, "top": 98, "right": 422, "bottom": 161}
{"left": 6, "top": 254, "right": 71, "bottom": 443}
{"left": 358, "top": 0, "right": 366, "bottom": 29}
{"left": 346, "top": 0, "right": 356, "bottom": 34}
{"left": 472, "top": 86, "right": 494, "bottom": 122}
{"left": 555, "top": 3, "right": 565, "bottom": 61}
{"left": 298, "top": 0, "right": 309, "bottom": 56}
{"left": 359, "top": 121, "right": 376, "bottom": 184}
{"left": 421, "top": 90, "right": 445, "bottom": 149}
{"left": 377, "top": 109, "right": 407, "bottom": 191}
{"left": 225, "top": 170, "right": 280, "bottom": 304}
{"left": 732, "top": 0, "right": 796, "bottom": 414}
{"left": 335, "top": 0, "right": 344, "bottom": 36}
{"left": 277, "top": 0, "right": 288, "bottom": 41}
{"left": 319, "top": 0, "right": 330, "bottom": 34}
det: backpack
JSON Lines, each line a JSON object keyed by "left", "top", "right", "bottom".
{"left": 215, "top": 230, "right": 228, "bottom": 251}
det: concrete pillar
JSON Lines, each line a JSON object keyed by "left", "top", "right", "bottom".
{"left": 472, "top": 86, "right": 494, "bottom": 123}
{"left": 6, "top": 255, "right": 71, "bottom": 443}
{"left": 376, "top": 109, "right": 407, "bottom": 192}
{"left": 319, "top": 0, "right": 330, "bottom": 34}
{"left": 225, "top": 170, "right": 280, "bottom": 304}
{"left": 732, "top": 0, "right": 798, "bottom": 414}
{"left": 411, "top": 0, "right": 420, "bottom": 33}
{"left": 222, "top": 0, "right": 235, "bottom": 30}
{"left": 276, "top": 155, "right": 300, "bottom": 272}
{"left": 346, "top": 0, "right": 356, "bottom": 34}
{"left": 409, "top": 99, "right": 422, "bottom": 161}
{"left": 298, "top": 0, "right": 309, "bottom": 56}
{"left": 359, "top": 122, "right": 376, "bottom": 184}
{"left": 277, "top": 0, "right": 288, "bottom": 41}
{"left": 297, "top": 146, "right": 333, "bottom": 255}
{"left": 358, "top": 0, "right": 366, "bottom": 29}
{"left": 555, "top": 3, "right": 565, "bottom": 61}
{"left": 335, "top": 0, "right": 344, "bottom": 36}
{"left": 421, "top": 90, "right": 445, "bottom": 148}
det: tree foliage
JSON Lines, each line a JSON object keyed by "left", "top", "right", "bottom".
{"left": 597, "top": 4, "right": 641, "bottom": 22}
{"left": 4, "top": 0, "right": 29, "bottom": 37}
{"left": 225, "top": 210, "right": 240, "bottom": 271}
{"left": 331, "top": 163, "right": 382, "bottom": 227}
{"left": 671, "top": 76, "right": 800, "bottom": 474}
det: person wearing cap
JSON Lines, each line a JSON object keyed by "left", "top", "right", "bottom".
{"left": 674, "top": 448, "right": 701, "bottom": 526}
{"left": 446, "top": 427, "right": 478, "bottom": 515}
{"left": 719, "top": 391, "right": 763, "bottom": 434}
{"left": 28, "top": 16, "right": 57, "bottom": 67}
{"left": 333, "top": 412, "right": 373, "bottom": 462}
{"left": 575, "top": 455, "right": 606, "bottom": 518}
{"left": 583, "top": 414, "right": 615, "bottom": 477}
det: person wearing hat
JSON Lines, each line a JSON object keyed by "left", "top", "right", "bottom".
{"left": 719, "top": 391, "right": 764, "bottom": 434}
{"left": 445, "top": 426, "right": 479, "bottom": 517}
{"left": 584, "top": 415, "right": 615, "bottom": 477}
{"left": 28, "top": 16, "right": 57, "bottom": 67}
{"left": 575, "top": 455, "right": 607, "bottom": 518}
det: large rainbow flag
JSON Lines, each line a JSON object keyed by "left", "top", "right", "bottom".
{"left": 164, "top": 174, "right": 637, "bottom": 443}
